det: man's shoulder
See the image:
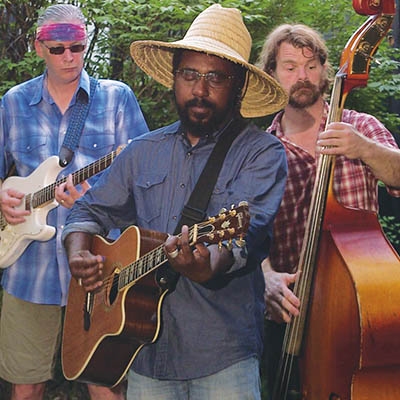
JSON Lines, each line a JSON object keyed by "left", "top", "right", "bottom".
{"left": 130, "top": 121, "right": 180, "bottom": 143}
{"left": 2, "top": 75, "right": 43, "bottom": 101}
{"left": 96, "top": 78, "right": 132, "bottom": 93}
{"left": 243, "top": 121, "right": 283, "bottom": 147}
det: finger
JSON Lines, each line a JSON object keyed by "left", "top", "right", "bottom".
{"left": 164, "top": 235, "right": 179, "bottom": 254}
{"left": 281, "top": 295, "right": 300, "bottom": 317}
{"left": 80, "top": 180, "right": 91, "bottom": 194}
{"left": 265, "top": 299, "right": 288, "bottom": 323}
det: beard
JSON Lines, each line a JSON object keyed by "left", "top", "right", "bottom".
{"left": 175, "top": 97, "right": 234, "bottom": 138}
{"left": 288, "top": 80, "right": 324, "bottom": 109}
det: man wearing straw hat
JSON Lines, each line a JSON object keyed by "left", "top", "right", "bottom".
{"left": 62, "top": 4, "right": 288, "bottom": 399}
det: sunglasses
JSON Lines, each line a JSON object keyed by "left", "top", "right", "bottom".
{"left": 41, "top": 42, "right": 85, "bottom": 55}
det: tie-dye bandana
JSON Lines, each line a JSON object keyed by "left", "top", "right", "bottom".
{"left": 36, "top": 23, "right": 86, "bottom": 42}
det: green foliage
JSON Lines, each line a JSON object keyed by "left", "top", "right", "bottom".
{"left": 1, "top": 0, "right": 400, "bottom": 131}
{"left": 379, "top": 215, "right": 400, "bottom": 249}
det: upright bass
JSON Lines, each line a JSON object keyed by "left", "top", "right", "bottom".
{"left": 273, "top": 1, "right": 400, "bottom": 399}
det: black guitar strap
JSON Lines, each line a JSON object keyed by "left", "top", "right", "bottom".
{"left": 157, "top": 117, "right": 246, "bottom": 290}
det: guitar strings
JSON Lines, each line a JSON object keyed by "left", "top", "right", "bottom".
{"left": 33, "top": 150, "right": 118, "bottom": 209}
{"left": 94, "top": 225, "right": 199, "bottom": 295}
{"left": 274, "top": 142, "right": 336, "bottom": 399}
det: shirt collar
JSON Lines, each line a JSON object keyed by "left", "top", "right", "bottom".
{"left": 176, "top": 116, "right": 239, "bottom": 146}
{"left": 269, "top": 101, "right": 330, "bottom": 139}
{"left": 33, "top": 69, "right": 88, "bottom": 106}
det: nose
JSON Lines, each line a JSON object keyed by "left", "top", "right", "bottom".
{"left": 192, "top": 77, "right": 209, "bottom": 97}
{"left": 63, "top": 48, "right": 75, "bottom": 61}
{"left": 297, "top": 66, "right": 309, "bottom": 80}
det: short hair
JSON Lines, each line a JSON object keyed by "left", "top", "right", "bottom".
{"left": 37, "top": 4, "right": 86, "bottom": 27}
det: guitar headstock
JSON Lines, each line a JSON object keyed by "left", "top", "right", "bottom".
{"left": 190, "top": 201, "right": 250, "bottom": 248}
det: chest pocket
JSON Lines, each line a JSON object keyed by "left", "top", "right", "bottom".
{"left": 135, "top": 172, "right": 167, "bottom": 225}
{"left": 79, "top": 134, "right": 115, "bottom": 157}
{"left": 8, "top": 135, "right": 49, "bottom": 173}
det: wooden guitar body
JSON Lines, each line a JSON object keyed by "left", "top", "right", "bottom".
{"left": 62, "top": 226, "right": 167, "bottom": 387}
{"left": 299, "top": 196, "right": 400, "bottom": 399}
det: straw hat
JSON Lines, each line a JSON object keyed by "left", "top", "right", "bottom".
{"left": 130, "top": 4, "right": 288, "bottom": 118}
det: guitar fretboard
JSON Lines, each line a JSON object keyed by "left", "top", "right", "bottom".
{"left": 117, "top": 225, "right": 202, "bottom": 290}
{"left": 118, "top": 244, "right": 167, "bottom": 290}
{"left": 30, "top": 150, "right": 120, "bottom": 209}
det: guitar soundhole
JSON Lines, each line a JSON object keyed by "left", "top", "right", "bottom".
{"left": 109, "top": 272, "right": 119, "bottom": 305}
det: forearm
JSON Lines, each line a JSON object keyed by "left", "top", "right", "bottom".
{"left": 261, "top": 257, "right": 274, "bottom": 274}
{"left": 361, "top": 139, "right": 400, "bottom": 188}
{"left": 64, "top": 231, "right": 93, "bottom": 260}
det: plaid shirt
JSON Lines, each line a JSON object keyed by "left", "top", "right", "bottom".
{"left": 267, "top": 102, "right": 400, "bottom": 273}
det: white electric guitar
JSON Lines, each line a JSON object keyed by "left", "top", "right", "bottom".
{"left": 0, "top": 145, "right": 125, "bottom": 269}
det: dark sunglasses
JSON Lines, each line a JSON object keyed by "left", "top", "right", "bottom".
{"left": 41, "top": 42, "right": 85, "bottom": 55}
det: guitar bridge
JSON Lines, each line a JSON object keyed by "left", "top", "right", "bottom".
{"left": 83, "top": 292, "right": 93, "bottom": 331}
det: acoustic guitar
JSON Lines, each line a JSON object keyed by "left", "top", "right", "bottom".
{"left": 62, "top": 202, "right": 250, "bottom": 387}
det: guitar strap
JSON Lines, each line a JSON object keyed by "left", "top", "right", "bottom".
{"left": 157, "top": 117, "right": 247, "bottom": 290}
{"left": 58, "top": 77, "right": 98, "bottom": 167}
{"left": 1, "top": 78, "right": 98, "bottom": 183}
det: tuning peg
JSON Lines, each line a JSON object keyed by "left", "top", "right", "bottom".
{"left": 218, "top": 207, "right": 227, "bottom": 214}
{"left": 238, "top": 201, "right": 248, "bottom": 207}
{"left": 235, "top": 238, "right": 246, "bottom": 248}
{"left": 218, "top": 239, "right": 233, "bottom": 251}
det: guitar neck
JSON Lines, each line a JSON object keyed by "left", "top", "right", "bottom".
{"left": 114, "top": 203, "right": 250, "bottom": 291}
{"left": 117, "top": 224, "right": 200, "bottom": 289}
{"left": 118, "top": 243, "right": 167, "bottom": 290}
{"left": 30, "top": 149, "right": 119, "bottom": 209}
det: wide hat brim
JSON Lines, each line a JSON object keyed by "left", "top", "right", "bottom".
{"left": 130, "top": 38, "right": 288, "bottom": 118}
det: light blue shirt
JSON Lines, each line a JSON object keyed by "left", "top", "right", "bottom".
{"left": 0, "top": 69, "right": 148, "bottom": 306}
{"left": 63, "top": 120, "right": 287, "bottom": 379}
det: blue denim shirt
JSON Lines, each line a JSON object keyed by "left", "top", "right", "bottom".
{"left": 63, "top": 120, "right": 287, "bottom": 379}
{"left": 0, "top": 69, "right": 148, "bottom": 305}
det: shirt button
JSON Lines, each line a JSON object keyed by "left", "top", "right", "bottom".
{"left": 180, "top": 183, "right": 185, "bottom": 188}
{"left": 93, "top": 143, "right": 98, "bottom": 148}
{"left": 173, "top": 216, "right": 177, "bottom": 220}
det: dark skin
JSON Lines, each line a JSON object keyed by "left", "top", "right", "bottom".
{"left": 64, "top": 51, "right": 239, "bottom": 291}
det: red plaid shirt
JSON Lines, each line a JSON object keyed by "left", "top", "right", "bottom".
{"left": 267, "top": 102, "right": 400, "bottom": 272}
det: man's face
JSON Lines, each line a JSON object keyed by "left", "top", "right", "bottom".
{"left": 273, "top": 42, "right": 327, "bottom": 108}
{"left": 35, "top": 21, "right": 86, "bottom": 86}
{"left": 174, "top": 50, "right": 239, "bottom": 137}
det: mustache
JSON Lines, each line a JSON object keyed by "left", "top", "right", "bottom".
{"left": 290, "top": 80, "right": 317, "bottom": 94}
{"left": 185, "top": 98, "right": 215, "bottom": 110}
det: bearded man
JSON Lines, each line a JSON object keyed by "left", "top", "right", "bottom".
{"left": 257, "top": 23, "right": 400, "bottom": 397}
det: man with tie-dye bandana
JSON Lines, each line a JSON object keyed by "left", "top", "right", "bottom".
{"left": 0, "top": 4, "right": 148, "bottom": 399}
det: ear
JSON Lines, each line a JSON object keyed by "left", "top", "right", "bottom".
{"left": 34, "top": 40, "right": 45, "bottom": 59}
